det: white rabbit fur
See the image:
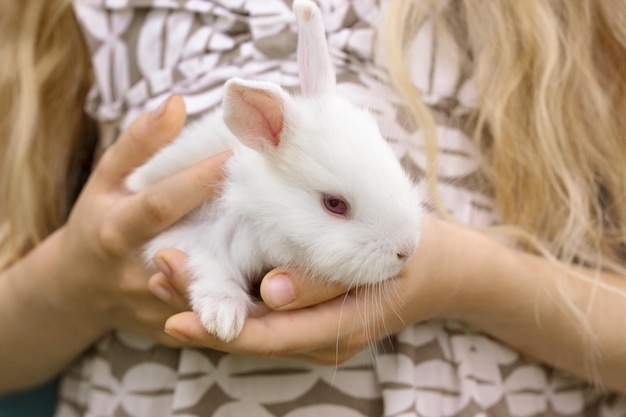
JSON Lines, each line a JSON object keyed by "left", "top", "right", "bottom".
{"left": 125, "top": 0, "right": 422, "bottom": 341}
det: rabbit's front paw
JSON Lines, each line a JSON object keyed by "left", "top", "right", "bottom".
{"left": 192, "top": 291, "right": 250, "bottom": 342}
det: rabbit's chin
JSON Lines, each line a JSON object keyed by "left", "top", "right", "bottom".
{"left": 325, "top": 257, "right": 409, "bottom": 287}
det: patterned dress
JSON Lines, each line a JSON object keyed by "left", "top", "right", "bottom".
{"left": 58, "top": 0, "right": 626, "bottom": 416}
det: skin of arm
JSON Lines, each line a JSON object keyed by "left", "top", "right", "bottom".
{"left": 157, "top": 215, "right": 626, "bottom": 394}
{"left": 0, "top": 96, "right": 227, "bottom": 393}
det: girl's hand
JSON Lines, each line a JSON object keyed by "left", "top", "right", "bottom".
{"left": 1, "top": 95, "right": 235, "bottom": 391}
{"left": 42, "top": 95, "right": 229, "bottom": 346}
{"left": 148, "top": 217, "right": 452, "bottom": 363}
{"left": 149, "top": 207, "right": 626, "bottom": 394}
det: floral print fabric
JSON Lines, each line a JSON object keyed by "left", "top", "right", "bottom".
{"left": 58, "top": 0, "right": 625, "bottom": 416}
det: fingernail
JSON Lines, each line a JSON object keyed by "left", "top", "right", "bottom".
{"left": 150, "top": 283, "right": 172, "bottom": 303}
{"left": 151, "top": 96, "right": 170, "bottom": 121}
{"left": 265, "top": 274, "right": 296, "bottom": 308}
{"left": 165, "top": 328, "right": 191, "bottom": 342}
{"left": 154, "top": 256, "right": 172, "bottom": 277}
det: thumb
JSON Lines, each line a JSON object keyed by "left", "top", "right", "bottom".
{"left": 260, "top": 269, "right": 349, "bottom": 310}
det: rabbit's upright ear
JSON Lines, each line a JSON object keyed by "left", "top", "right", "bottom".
{"left": 223, "top": 78, "right": 294, "bottom": 154}
{"left": 294, "top": 0, "right": 336, "bottom": 97}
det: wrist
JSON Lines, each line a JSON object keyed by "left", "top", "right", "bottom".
{"left": 0, "top": 228, "right": 108, "bottom": 390}
{"left": 402, "top": 216, "right": 514, "bottom": 323}
{"left": 13, "top": 228, "right": 110, "bottom": 339}
{"left": 428, "top": 220, "right": 551, "bottom": 342}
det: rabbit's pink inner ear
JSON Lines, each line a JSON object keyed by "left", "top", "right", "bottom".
{"left": 223, "top": 81, "right": 286, "bottom": 152}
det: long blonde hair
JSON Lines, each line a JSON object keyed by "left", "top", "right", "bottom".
{"left": 0, "top": 0, "right": 94, "bottom": 269}
{"left": 2, "top": 0, "right": 625, "bottom": 277}
{"left": 384, "top": 0, "right": 626, "bottom": 272}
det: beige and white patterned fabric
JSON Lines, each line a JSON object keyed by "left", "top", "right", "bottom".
{"left": 58, "top": 0, "right": 626, "bottom": 416}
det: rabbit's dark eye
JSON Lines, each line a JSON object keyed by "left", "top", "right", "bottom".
{"left": 322, "top": 193, "right": 349, "bottom": 217}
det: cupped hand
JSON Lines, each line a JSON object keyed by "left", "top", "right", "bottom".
{"left": 153, "top": 216, "right": 451, "bottom": 363}
{"left": 49, "top": 96, "right": 230, "bottom": 347}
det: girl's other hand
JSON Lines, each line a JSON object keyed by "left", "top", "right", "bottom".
{"left": 151, "top": 217, "right": 449, "bottom": 363}
{"left": 41, "top": 95, "right": 229, "bottom": 346}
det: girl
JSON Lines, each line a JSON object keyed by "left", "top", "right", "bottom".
{"left": 1, "top": 1, "right": 625, "bottom": 416}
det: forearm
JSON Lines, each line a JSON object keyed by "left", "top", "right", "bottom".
{"left": 0, "top": 97, "right": 206, "bottom": 393}
{"left": 0, "top": 230, "right": 106, "bottom": 393}
{"left": 429, "top": 218, "right": 626, "bottom": 392}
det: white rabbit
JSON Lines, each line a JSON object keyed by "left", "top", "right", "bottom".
{"left": 126, "top": 0, "right": 422, "bottom": 342}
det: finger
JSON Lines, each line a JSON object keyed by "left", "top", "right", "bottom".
{"left": 155, "top": 333, "right": 199, "bottom": 349}
{"left": 153, "top": 248, "right": 192, "bottom": 299}
{"left": 164, "top": 312, "right": 208, "bottom": 344}
{"left": 117, "top": 150, "right": 231, "bottom": 247}
{"left": 164, "top": 294, "right": 365, "bottom": 356}
{"left": 94, "top": 95, "right": 187, "bottom": 187}
{"left": 148, "top": 272, "right": 190, "bottom": 311}
{"left": 260, "top": 269, "right": 349, "bottom": 310}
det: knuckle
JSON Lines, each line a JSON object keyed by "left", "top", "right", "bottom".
{"left": 190, "top": 164, "right": 221, "bottom": 197}
{"left": 118, "top": 275, "right": 145, "bottom": 297}
{"left": 126, "top": 123, "right": 150, "bottom": 149}
{"left": 97, "top": 222, "right": 128, "bottom": 257}
{"left": 142, "top": 190, "right": 176, "bottom": 226}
